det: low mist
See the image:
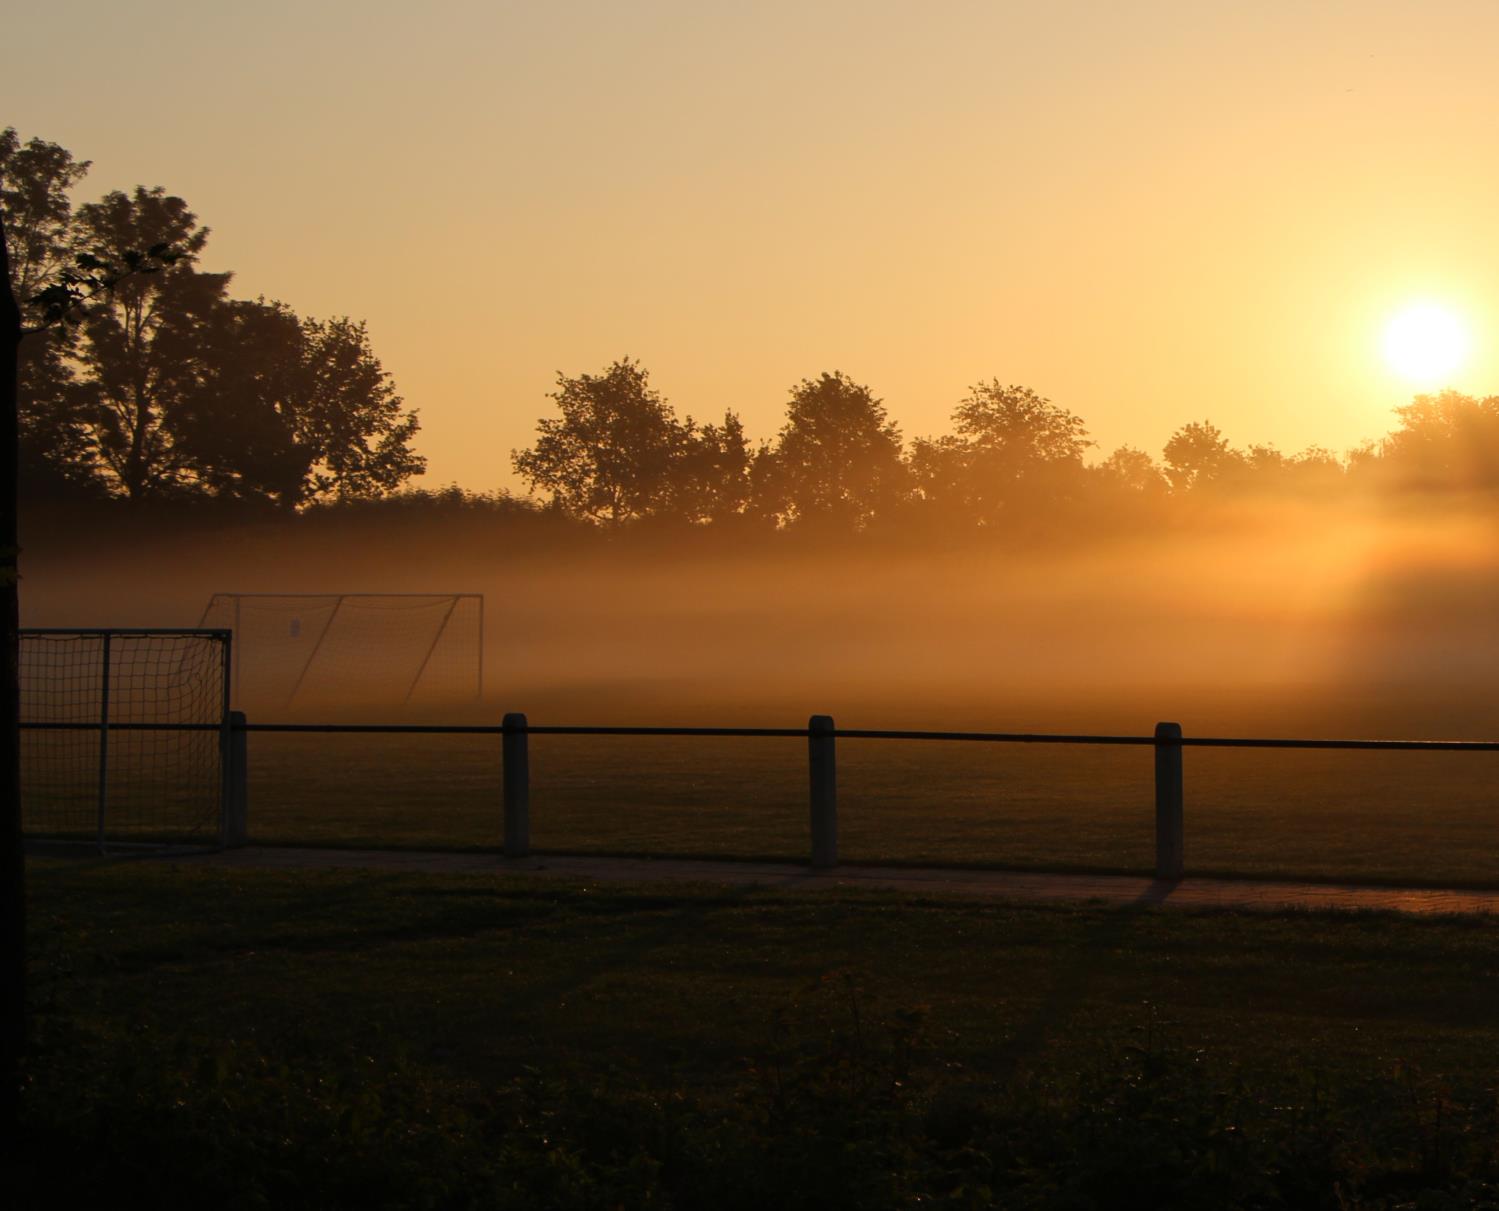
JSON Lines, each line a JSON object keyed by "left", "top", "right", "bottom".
{"left": 23, "top": 494, "right": 1499, "bottom": 741}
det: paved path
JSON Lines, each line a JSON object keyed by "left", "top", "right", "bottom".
{"left": 176, "top": 846, "right": 1499, "bottom": 917}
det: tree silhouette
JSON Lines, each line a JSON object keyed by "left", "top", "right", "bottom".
{"left": 69, "top": 187, "right": 226, "bottom": 499}
{"left": 4, "top": 133, "right": 425, "bottom": 509}
{"left": 665, "top": 410, "right": 752, "bottom": 524}
{"left": 514, "top": 358, "right": 749, "bottom": 526}
{"left": 513, "top": 359, "right": 687, "bottom": 525}
{"left": 0, "top": 143, "right": 23, "bottom": 1130}
{"left": 1098, "top": 445, "right": 1168, "bottom": 494}
{"left": 1379, "top": 391, "right": 1499, "bottom": 491}
{"left": 756, "top": 371, "right": 906, "bottom": 530}
{"left": 180, "top": 301, "right": 425, "bottom": 508}
{"left": 0, "top": 132, "right": 94, "bottom": 496}
{"left": 1162, "top": 420, "right": 1244, "bottom": 491}
{"left": 952, "top": 382, "right": 1092, "bottom": 522}
{"left": 2, "top": 165, "right": 181, "bottom": 1126}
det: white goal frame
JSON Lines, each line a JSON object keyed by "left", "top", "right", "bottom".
{"left": 198, "top": 592, "right": 484, "bottom": 708}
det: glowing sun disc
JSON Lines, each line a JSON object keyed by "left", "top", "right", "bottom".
{"left": 1382, "top": 304, "right": 1470, "bottom": 384}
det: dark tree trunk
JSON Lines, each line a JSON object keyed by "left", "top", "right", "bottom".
{"left": 0, "top": 207, "right": 24, "bottom": 1128}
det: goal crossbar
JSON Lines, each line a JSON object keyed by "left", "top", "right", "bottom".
{"left": 198, "top": 593, "right": 484, "bottom": 709}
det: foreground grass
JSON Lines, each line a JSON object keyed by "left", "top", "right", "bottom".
{"left": 15, "top": 858, "right": 1499, "bottom": 1208}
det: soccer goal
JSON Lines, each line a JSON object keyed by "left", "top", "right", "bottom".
{"left": 197, "top": 593, "right": 484, "bottom": 710}
{"left": 20, "top": 628, "right": 232, "bottom": 850}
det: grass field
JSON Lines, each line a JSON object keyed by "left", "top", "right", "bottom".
{"left": 15, "top": 857, "right": 1499, "bottom": 1208}
{"left": 241, "top": 731, "right": 1499, "bottom": 888}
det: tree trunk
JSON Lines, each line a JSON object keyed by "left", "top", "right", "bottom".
{"left": 0, "top": 204, "right": 25, "bottom": 1128}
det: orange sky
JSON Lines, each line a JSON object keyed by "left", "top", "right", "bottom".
{"left": 7, "top": 0, "right": 1498, "bottom": 491}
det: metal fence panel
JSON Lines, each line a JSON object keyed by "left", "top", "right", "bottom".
{"left": 21, "top": 629, "right": 231, "bottom": 849}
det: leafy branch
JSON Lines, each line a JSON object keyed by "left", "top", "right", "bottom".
{"left": 23, "top": 242, "right": 181, "bottom": 332}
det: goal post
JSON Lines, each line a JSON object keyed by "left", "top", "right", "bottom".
{"left": 20, "top": 628, "right": 232, "bottom": 850}
{"left": 197, "top": 593, "right": 484, "bottom": 710}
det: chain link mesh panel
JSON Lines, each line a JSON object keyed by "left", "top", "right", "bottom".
{"left": 21, "top": 630, "right": 229, "bottom": 847}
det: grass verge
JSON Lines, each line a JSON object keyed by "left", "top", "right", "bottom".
{"left": 13, "top": 857, "right": 1499, "bottom": 1208}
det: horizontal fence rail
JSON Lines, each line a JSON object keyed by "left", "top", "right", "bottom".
{"left": 20, "top": 714, "right": 1499, "bottom": 876}
{"left": 20, "top": 719, "right": 1499, "bottom": 752}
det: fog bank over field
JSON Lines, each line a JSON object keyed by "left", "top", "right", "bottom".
{"left": 23, "top": 496, "right": 1499, "bottom": 740}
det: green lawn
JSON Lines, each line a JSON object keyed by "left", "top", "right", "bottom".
{"left": 237, "top": 732, "right": 1499, "bottom": 887}
{"left": 14, "top": 857, "right": 1499, "bottom": 1208}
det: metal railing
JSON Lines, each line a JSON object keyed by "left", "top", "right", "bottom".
{"left": 24, "top": 712, "right": 1499, "bottom": 878}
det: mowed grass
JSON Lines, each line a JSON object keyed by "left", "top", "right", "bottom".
{"left": 17, "top": 857, "right": 1499, "bottom": 1208}
{"left": 245, "top": 732, "right": 1499, "bottom": 887}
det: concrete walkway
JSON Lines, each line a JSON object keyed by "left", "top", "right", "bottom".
{"left": 177, "top": 846, "right": 1499, "bottom": 917}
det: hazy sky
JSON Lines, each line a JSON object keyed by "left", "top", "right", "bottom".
{"left": 8, "top": 0, "right": 1498, "bottom": 491}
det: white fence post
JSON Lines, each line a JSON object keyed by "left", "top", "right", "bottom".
{"left": 1154, "top": 721, "right": 1184, "bottom": 880}
{"left": 809, "top": 714, "right": 837, "bottom": 868}
{"left": 503, "top": 712, "right": 530, "bottom": 857}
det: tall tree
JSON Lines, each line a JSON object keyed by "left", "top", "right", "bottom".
{"left": 756, "top": 371, "right": 906, "bottom": 529}
{"left": 3, "top": 139, "right": 424, "bottom": 509}
{"left": 1162, "top": 420, "right": 1244, "bottom": 491}
{"left": 513, "top": 358, "right": 684, "bottom": 525}
{"left": 0, "top": 140, "right": 24, "bottom": 1130}
{"left": 1097, "top": 445, "right": 1168, "bottom": 494}
{"left": 69, "top": 187, "right": 227, "bottom": 500}
{"left": 0, "top": 130, "right": 88, "bottom": 315}
{"left": 908, "top": 384, "right": 1091, "bottom": 526}
{"left": 0, "top": 130, "right": 94, "bottom": 495}
{"left": 952, "top": 381, "right": 1091, "bottom": 468}
{"left": 513, "top": 358, "right": 751, "bottom": 526}
{"left": 179, "top": 300, "right": 424, "bottom": 508}
{"left": 952, "top": 381, "right": 1091, "bottom": 521}
{"left": 1377, "top": 390, "right": 1499, "bottom": 491}
{"left": 665, "top": 410, "right": 752, "bottom": 524}
{"left": 906, "top": 433, "right": 974, "bottom": 522}
{"left": 2, "top": 158, "right": 180, "bottom": 1125}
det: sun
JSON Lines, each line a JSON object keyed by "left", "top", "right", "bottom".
{"left": 1381, "top": 303, "right": 1471, "bottom": 385}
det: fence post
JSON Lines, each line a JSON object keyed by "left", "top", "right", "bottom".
{"left": 224, "top": 710, "right": 249, "bottom": 847}
{"left": 809, "top": 714, "right": 837, "bottom": 868}
{"left": 503, "top": 712, "right": 530, "bottom": 857}
{"left": 1154, "top": 721, "right": 1184, "bottom": 880}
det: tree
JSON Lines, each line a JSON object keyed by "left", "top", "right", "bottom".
{"left": 0, "top": 130, "right": 88, "bottom": 317}
{"left": 2, "top": 158, "right": 181, "bottom": 1125}
{"left": 1288, "top": 446, "right": 1344, "bottom": 488}
{"left": 1097, "top": 445, "right": 1168, "bottom": 494}
{"left": 66, "top": 186, "right": 226, "bottom": 500}
{"left": 665, "top": 410, "right": 753, "bottom": 524}
{"left": 755, "top": 371, "right": 906, "bottom": 529}
{"left": 3, "top": 135, "right": 424, "bottom": 508}
{"left": 0, "top": 138, "right": 23, "bottom": 1130}
{"left": 513, "top": 358, "right": 692, "bottom": 525}
{"left": 1377, "top": 390, "right": 1499, "bottom": 491}
{"left": 906, "top": 433, "right": 974, "bottom": 522}
{"left": 1162, "top": 420, "right": 1244, "bottom": 491}
{"left": 1234, "top": 444, "right": 1345, "bottom": 495}
{"left": 0, "top": 130, "right": 95, "bottom": 495}
{"left": 179, "top": 301, "right": 425, "bottom": 508}
{"left": 907, "top": 384, "right": 1090, "bottom": 526}
{"left": 950, "top": 381, "right": 1091, "bottom": 521}
{"left": 953, "top": 381, "right": 1091, "bottom": 467}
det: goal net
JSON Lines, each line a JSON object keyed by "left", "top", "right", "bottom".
{"left": 21, "top": 629, "right": 230, "bottom": 849}
{"left": 198, "top": 593, "right": 483, "bottom": 710}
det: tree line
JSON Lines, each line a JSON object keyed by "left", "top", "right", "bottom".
{"left": 510, "top": 358, "right": 1499, "bottom": 534}
{"left": 8, "top": 127, "right": 1497, "bottom": 531}
{"left": 3, "top": 129, "right": 423, "bottom": 508}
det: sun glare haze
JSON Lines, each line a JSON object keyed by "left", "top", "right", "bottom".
{"left": 1382, "top": 303, "right": 1472, "bottom": 385}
